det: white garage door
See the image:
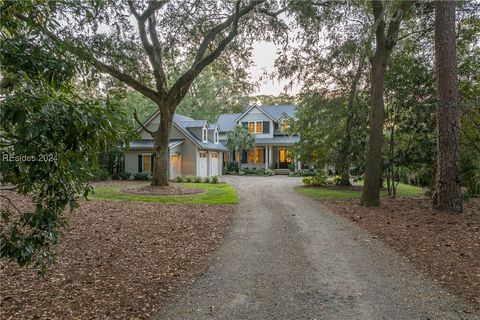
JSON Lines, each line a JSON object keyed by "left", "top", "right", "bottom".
{"left": 198, "top": 152, "right": 207, "bottom": 177}
{"left": 170, "top": 154, "right": 181, "bottom": 179}
{"left": 211, "top": 152, "right": 219, "bottom": 176}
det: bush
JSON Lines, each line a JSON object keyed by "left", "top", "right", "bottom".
{"left": 203, "top": 176, "right": 211, "bottom": 183}
{"left": 211, "top": 176, "right": 219, "bottom": 184}
{"left": 133, "top": 172, "right": 151, "bottom": 181}
{"left": 289, "top": 169, "right": 317, "bottom": 177}
{"left": 119, "top": 172, "right": 132, "bottom": 180}
{"left": 302, "top": 172, "right": 327, "bottom": 186}
{"left": 91, "top": 168, "right": 110, "bottom": 181}
{"left": 176, "top": 176, "right": 184, "bottom": 183}
{"left": 265, "top": 169, "right": 275, "bottom": 176}
{"left": 192, "top": 176, "right": 202, "bottom": 183}
{"left": 225, "top": 161, "right": 239, "bottom": 173}
{"left": 288, "top": 163, "right": 296, "bottom": 172}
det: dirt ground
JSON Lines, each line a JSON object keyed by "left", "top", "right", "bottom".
{"left": 321, "top": 196, "right": 480, "bottom": 313}
{"left": 0, "top": 191, "right": 235, "bottom": 320}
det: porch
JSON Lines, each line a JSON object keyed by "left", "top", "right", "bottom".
{"left": 224, "top": 146, "right": 301, "bottom": 171}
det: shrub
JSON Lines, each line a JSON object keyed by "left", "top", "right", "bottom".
{"left": 288, "top": 163, "right": 296, "bottom": 172}
{"left": 225, "top": 161, "right": 239, "bottom": 173}
{"left": 302, "top": 176, "right": 314, "bottom": 186}
{"left": 182, "top": 175, "right": 192, "bottom": 182}
{"left": 332, "top": 175, "right": 343, "bottom": 185}
{"left": 119, "top": 171, "right": 132, "bottom": 180}
{"left": 211, "top": 176, "right": 219, "bottom": 184}
{"left": 192, "top": 176, "right": 202, "bottom": 183}
{"left": 289, "top": 169, "right": 317, "bottom": 177}
{"left": 176, "top": 176, "right": 184, "bottom": 183}
{"left": 265, "top": 169, "right": 275, "bottom": 176}
{"left": 91, "top": 168, "right": 110, "bottom": 181}
{"left": 133, "top": 172, "right": 151, "bottom": 181}
{"left": 203, "top": 176, "right": 211, "bottom": 183}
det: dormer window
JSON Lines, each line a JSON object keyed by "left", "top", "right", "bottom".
{"left": 202, "top": 125, "right": 208, "bottom": 143}
{"left": 214, "top": 129, "right": 219, "bottom": 144}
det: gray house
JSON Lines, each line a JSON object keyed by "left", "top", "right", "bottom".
{"left": 124, "top": 104, "right": 299, "bottom": 178}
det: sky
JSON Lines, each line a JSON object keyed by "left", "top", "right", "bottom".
{"left": 248, "top": 41, "right": 301, "bottom": 96}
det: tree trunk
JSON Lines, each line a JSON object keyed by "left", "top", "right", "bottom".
{"left": 151, "top": 107, "right": 173, "bottom": 186}
{"left": 237, "top": 150, "right": 241, "bottom": 173}
{"left": 432, "top": 0, "right": 462, "bottom": 213}
{"left": 361, "top": 48, "right": 388, "bottom": 207}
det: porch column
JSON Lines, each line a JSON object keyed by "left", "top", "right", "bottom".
{"left": 297, "top": 160, "right": 302, "bottom": 170}
{"left": 263, "top": 146, "right": 268, "bottom": 169}
{"left": 269, "top": 145, "right": 273, "bottom": 168}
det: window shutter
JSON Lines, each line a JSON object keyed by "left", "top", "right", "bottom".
{"left": 241, "top": 150, "right": 247, "bottom": 163}
{"left": 138, "top": 155, "right": 143, "bottom": 173}
{"left": 151, "top": 154, "right": 155, "bottom": 172}
{"left": 242, "top": 121, "right": 248, "bottom": 127}
{"left": 263, "top": 148, "right": 266, "bottom": 163}
{"left": 263, "top": 121, "right": 269, "bottom": 134}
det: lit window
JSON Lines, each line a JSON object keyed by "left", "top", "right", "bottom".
{"left": 247, "top": 148, "right": 264, "bottom": 163}
{"left": 143, "top": 155, "right": 151, "bottom": 172}
{"left": 248, "top": 121, "right": 263, "bottom": 133}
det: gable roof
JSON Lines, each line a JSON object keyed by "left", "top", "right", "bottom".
{"left": 217, "top": 113, "right": 241, "bottom": 132}
{"left": 233, "top": 104, "right": 277, "bottom": 123}
{"left": 216, "top": 104, "right": 296, "bottom": 133}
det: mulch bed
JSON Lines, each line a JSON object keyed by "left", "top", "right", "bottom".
{"left": 0, "top": 191, "right": 235, "bottom": 319}
{"left": 121, "top": 183, "right": 203, "bottom": 196}
{"left": 321, "top": 196, "right": 480, "bottom": 314}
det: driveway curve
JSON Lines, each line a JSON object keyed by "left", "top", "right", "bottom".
{"left": 155, "top": 176, "right": 477, "bottom": 320}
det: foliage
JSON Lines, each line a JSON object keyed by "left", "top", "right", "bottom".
{"left": 226, "top": 125, "right": 255, "bottom": 168}
{"left": 90, "top": 168, "right": 111, "bottom": 182}
{"left": 289, "top": 169, "right": 317, "bottom": 177}
{"left": 133, "top": 172, "right": 152, "bottom": 181}
{"left": 91, "top": 183, "right": 238, "bottom": 205}
{"left": 203, "top": 176, "right": 211, "bottom": 183}
{"left": 0, "top": 35, "right": 128, "bottom": 269}
{"left": 301, "top": 172, "right": 327, "bottom": 186}
{"left": 211, "top": 176, "right": 219, "bottom": 184}
{"left": 223, "top": 161, "right": 239, "bottom": 174}
{"left": 241, "top": 167, "right": 274, "bottom": 176}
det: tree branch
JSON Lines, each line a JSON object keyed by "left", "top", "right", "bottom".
{"left": 128, "top": 0, "right": 168, "bottom": 95}
{"left": 385, "top": 0, "right": 416, "bottom": 49}
{"left": 168, "top": 0, "right": 264, "bottom": 108}
{"left": 133, "top": 109, "right": 154, "bottom": 135}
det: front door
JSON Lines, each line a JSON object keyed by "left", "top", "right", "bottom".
{"left": 278, "top": 148, "right": 291, "bottom": 169}
{"left": 198, "top": 152, "right": 208, "bottom": 177}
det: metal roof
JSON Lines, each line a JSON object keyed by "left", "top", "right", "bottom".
{"left": 253, "top": 135, "right": 300, "bottom": 145}
{"left": 129, "top": 139, "right": 184, "bottom": 150}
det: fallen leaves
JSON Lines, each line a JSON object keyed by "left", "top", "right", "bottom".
{"left": 0, "top": 191, "right": 235, "bottom": 319}
{"left": 322, "top": 196, "right": 480, "bottom": 313}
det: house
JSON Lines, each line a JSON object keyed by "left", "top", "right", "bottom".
{"left": 124, "top": 104, "right": 299, "bottom": 178}
{"left": 217, "top": 104, "right": 300, "bottom": 172}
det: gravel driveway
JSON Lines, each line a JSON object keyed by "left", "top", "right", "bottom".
{"left": 155, "top": 176, "right": 477, "bottom": 320}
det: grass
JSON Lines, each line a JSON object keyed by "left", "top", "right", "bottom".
{"left": 296, "top": 182, "right": 424, "bottom": 200}
{"left": 90, "top": 182, "right": 238, "bottom": 205}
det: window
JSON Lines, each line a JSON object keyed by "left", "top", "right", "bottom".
{"left": 247, "top": 121, "right": 263, "bottom": 134}
{"left": 202, "top": 125, "right": 208, "bottom": 143}
{"left": 199, "top": 152, "right": 207, "bottom": 158}
{"left": 212, "top": 153, "right": 219, "bottom": 158}
{"left": 247, "top": 148, "right": 264, "bottom": 163}
{"left": 214, "top": 130, "right": 219, "bottom": 144}
{"left": 143, "top": 154, "right": 152, "bottom": 172}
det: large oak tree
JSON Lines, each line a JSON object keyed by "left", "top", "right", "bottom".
{"left": 11, "top": 0, "right": 278, "bottom": 186}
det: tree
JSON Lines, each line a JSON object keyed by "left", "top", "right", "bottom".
{"left": 8, "top": 0, "right": 277, "bottom": 186}
{"left": 432, "top": 0, "right": 462, "bottom": 212}
{"left": 361, "top": 0, "right": 416, "bottom": 207}
{"left": 226, "top": 125, "right": 255, "bottom": 171}
{"left": 0, "top": 33, "right": 129, "bottom": 269}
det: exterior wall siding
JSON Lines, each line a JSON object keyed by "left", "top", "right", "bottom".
{"left": 237, "top": 106, "right": 273, "bottom": 139}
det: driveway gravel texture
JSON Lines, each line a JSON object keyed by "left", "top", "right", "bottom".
{"left": 156, "top": 175, "right": 478, "bottom": 320}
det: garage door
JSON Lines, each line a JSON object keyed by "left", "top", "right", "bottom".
{"left": 198, "top": 152, "right": 207, "bottom": 177}
{"left": 211, "top": 152, "right": 219, "bottom": 176}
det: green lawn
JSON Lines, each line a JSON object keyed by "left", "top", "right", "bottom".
{"left": 296, "top": 182, "right": 424, "bottom": 200}
{"left": 90, "top": 182, "right": 238, "bottom": 205}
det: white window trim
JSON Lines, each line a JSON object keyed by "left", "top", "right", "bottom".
{"left": 202, "top": 125, "right": 208, "bottom": 143}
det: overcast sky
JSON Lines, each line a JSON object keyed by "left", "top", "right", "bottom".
{"left": 248, "top": 41, "right": 301, "bottom": 96}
